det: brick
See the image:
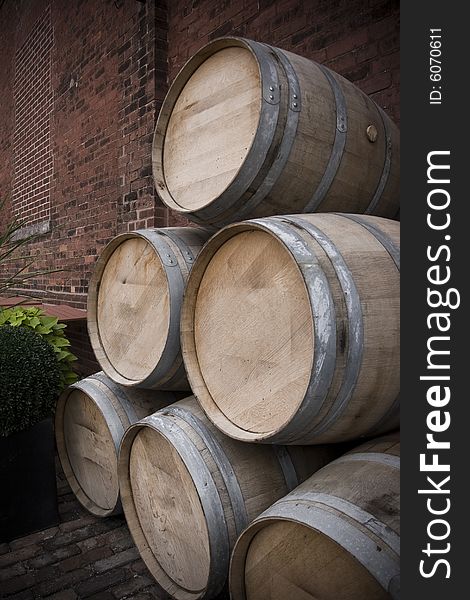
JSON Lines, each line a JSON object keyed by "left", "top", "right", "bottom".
{"left": 27, "top": 544, "right": 81, "bottom": 569}
{"left": 343, "top": 63, "right": 371, "bottom": 83}
{"left": 109, "top": 533, "right": 135, "bottom": 553}
{"left": 110, "top": 573, "right": 154, "bottom": 597}
{"left": 86, "top": 594, "right": 115, "bottom": 600}
{"left": 36, "top": 567, "right": 90, "bottom": 597}
{"left": 4, "top": 590, "right": 35, "bottom": 600}
{"left": 379, "top": 30, "right": 399, "bottom": 56}
{"left": 368, "top": 14, "right": 399, "bottom": 41}
{"left": 0, "top": 544, "right": 42, "bottom": 569}
{"left": 130, "top": 590, "right": 171, "bottom": 600}
{"left": 59, "top": 514, "right": 98, "bottom": 534}
{"left": 45, "top": 591, "right": 78, "bottom": 600}
{"left": 93, "top": 547, "right": 140, "bottom": 573}
{"left": 130, "top": 560, "right": 151, "bottom": 575}
{"left": 0, "top": 561, "right": 27, "bottom": 582}
{"left": 43, "top": 522, "right": 112, "bottom": 550}
{"left": 75, "top": 567, "right": 129, "bottom": 597}
{"left": 326, "top": 28, "right": 369, "bottom": 59}
{"left": 359, "top": 70, "right": 392, "bottom": 94}
{"left": 0, "top": 0, "right": 399, "bottom": 306}
{"left": 60, "top": 545, "right": 113, "bottom": 572}
{"left": 0, "top": 572, "right": 35, "bottom": 595}
{"left": 8, "top": 526, "right": 59, "bottom": 551}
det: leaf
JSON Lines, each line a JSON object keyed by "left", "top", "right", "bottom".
{"left": 0, "top": 310, "right": 12, "bottom": 325}
{"left": 64, "top": 372, "right": 79, "bottom": 384}
{"left": 35, "top": 325, "right": 53, "bottom": 334}
{"left": 40, "top": 316, "right": 59, "bottom": 328}
{"left": 28, "top": 316, "right": 41, "bottom": 328}
{"left": 11, "top": 314, "right": 26, "bottom": 325}
{"left": 49, "top": 336, "right": 70, "bottom": 347}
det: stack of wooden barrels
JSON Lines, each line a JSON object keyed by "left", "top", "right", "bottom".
{"left": 56, "top": 37, "right": 400, "bottom": 600}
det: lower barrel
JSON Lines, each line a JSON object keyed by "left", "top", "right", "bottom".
{"left": 55, "top": 372, "right": 181, "bottom": 516}
{"left": 118, "top": 396, "right": 338, "bottom": 600}
{"left": 230, "top": 434, "right": 400, "bottom": 600}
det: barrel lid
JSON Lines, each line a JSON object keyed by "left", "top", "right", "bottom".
{"left": 96, "top": 236, "right": 170, "bottom": 383}
{"left": 128, "top": 425, "right": 211, "bottom": 595}
{"left": 162, "top": 45, "right": 261, "bottom": 211}
{"left": 239, "top": 519, "right": 388, "bottom": 600}
{"left": 63, "top": 389, "right": 119, "bottom": 512}
{"left": 193, "top": 228, "right": 313, "bottom": 436}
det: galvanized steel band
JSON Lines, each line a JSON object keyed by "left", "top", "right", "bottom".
{"left": 249, "top": 217, "right": 337, "bottom": 443}
{"left": 72, "top": 379, "right": 126, "bottom": 455}
{"left": 185, "top": 39, "right": 281, "bottom": 224}
{"left": 215, "top": 45, "right": 301, "bottom": 227}
{"left": 162, "top": 406, "right": 249, "bottom": 537}
{"left": 365, "top": 107, "right": 393, "bottom": 215}
{"left": 90, "top": 372, "right": 140, "bottom": 422}
{"left": 285, "top": 491, "right": 400, "bottom": 555}
{"left": 304, "top": 65, "right": 348, "bottom": 212}
{"left": 336, "top": 213, "right": 400, "bottom": 436}
{"left": 334, "top": 452, "right": 400, "bottom": 470}
{"left": 339, "top": 213, "right": 400, "bottom": 271}
{"left": 144, "top": 413, "right": 230, "bottom": 597}
{"left": 261, "top": 497, "right": 399, "bottom": 595}
{"left": 137, "top": 229, "right": 185, "bottom": 388}
{"left": 278, "top": 216, "right": 364, "bottom": 439}
{"left": 273, "top": 446, "right": 299, "bottom": 492}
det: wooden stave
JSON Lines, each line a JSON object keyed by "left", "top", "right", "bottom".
{"left": 118, "top": 396, "right": 337, "bottom": 600}
{"left": 229, "top": 435, "right": 400, "bottom": 600}
{"left": 55, "top": 372, "right": 179, "bottom": 517}
{"left": 87, "top": 226, "right": 210, "bottom": 390}
{"left": 181, "top": 213, "right": 400, "bottom": 444}
{"left": 152, "top": 37, "right": 400, "bottom": 227}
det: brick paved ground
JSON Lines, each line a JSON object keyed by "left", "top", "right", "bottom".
{"left": 0, "top": 459, "right": 229, "bottom": 599}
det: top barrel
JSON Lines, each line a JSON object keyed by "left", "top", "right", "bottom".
{"left": 152, "top": 37, "right": 400, "bottom": 227}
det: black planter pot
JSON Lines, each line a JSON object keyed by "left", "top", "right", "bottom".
{"left": 0, "top": 418, "right": 59, "bottom": 542}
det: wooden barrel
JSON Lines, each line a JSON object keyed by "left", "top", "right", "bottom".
{"left": 230, "top": 434, "right": 400, "bottom": 600}
{"left": 152, "top": 37, "right": 400, "bottom": 228}
{"left": 118, "top": 396, "right": 338, "bottom": 600}
{"left": 87, "top": 226, "right": 210, "bottom": 390}
{"left": 181, "top": 213, "right": 400, "bottom": 444}
{"left": 55, "top": 372, "right": 181, "bottom": 516}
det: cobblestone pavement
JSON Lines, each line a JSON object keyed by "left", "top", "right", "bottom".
{"left": 0, "top": 460, "right": 229, "bottom": 599}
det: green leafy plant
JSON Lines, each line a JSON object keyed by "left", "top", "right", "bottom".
{"left": 0, "top": 326, "right": 62, "bottom": 436}
{"left": 0, "top": 306, "right": 78, "bottom": 388}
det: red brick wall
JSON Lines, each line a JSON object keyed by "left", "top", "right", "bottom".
{"left": 0, "top": 0, "right": 399, "bottom": 308}
{"left": 12, "top": 6, "right": 54, "bottom": 227}
{"left": 168, "top": 0, "right": 399, "bottom": 124}
{"left": 0, "top": 0, "right": 169, "bottom": 309}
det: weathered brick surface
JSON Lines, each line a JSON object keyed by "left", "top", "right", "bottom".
{"left": 12, "top": 6, "right": 54, "bottom": 227}
{"left": 92, "top": 547, "right": 140, "bottom": 573}
{"left": 167, "top": 0, "right": 400, "bottom": 122}
{"left": 74, "top": 568, "right": 129, "bottom": 598}
{"left": 0, "top": 0, "right": 399, "bottom": 309}
{"left": 108, "top": 574, "right": 155, "bottom": 599}
{"left": 0, "top": 459, "right": 229, "bottom": 599}
{"left": 0, "top": 0, "right": 169, "bottom": 311}
{"left": 46, "top": 592, "right": 78, "bottom": 600}
{"left": 0, "top": 563, "right": 26, "bottom": 584}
